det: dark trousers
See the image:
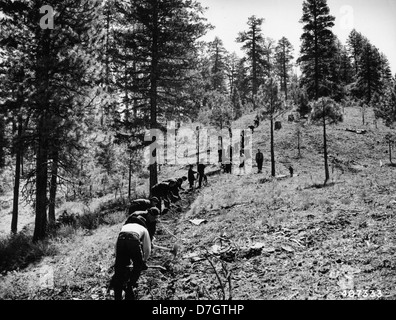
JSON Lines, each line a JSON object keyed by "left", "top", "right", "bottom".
{"left": 198, "top": 173, "right": 204, "bottom": 187}
{"left": 189, "top": 179, "right": 195, "bottom": 189}
{"left": 170, "top": 187, "right": 181, "bottom": 202}
{"left": 152, "top": 191, "right": 170, "bottom": 212}
{"left": 257, "top": 160, "right": 263, "bottom": 172}
{"left": 112, "top": 232, "right": 143, "bottom": 300}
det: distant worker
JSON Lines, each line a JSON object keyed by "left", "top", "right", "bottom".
{"left": 188, "top": 164, "right": 197, "bottom": 190}
{"left": 111, "top": 216, "right": 151, "bottom": 300}
{"left": 254, "top": 114, "right": 260, "bottom": 127}
{"left": 224, "top": 145, "right": 232, "bottom": 174}
{"left": 197, "top": 160, "right": 206, "bottom": 188}
{"left": 255, "top": 149, "right": 264, "bottom": 174}
{"left": 238, "top": 152, "right": 246, "bottom": 175}
{"left": 223, "top": 156, "right": 232, "bottom": 174}
{"left": 128, "top": 197, "right": 159, "bottom": 215}
{"left": 164, "top": 176, "right": 187, "bottom": 201}
{"left": 151, "top": 180, "right": 176, "bottom": 214}
{"left": 289, "top": 165, "right": 294, "bottom": 177}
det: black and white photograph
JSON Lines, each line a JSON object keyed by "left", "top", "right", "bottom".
{"left": 0, "top": 0, "right": 396, "bottom": 305}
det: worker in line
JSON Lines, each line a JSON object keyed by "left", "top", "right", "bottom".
{"left": 128, "top": 197, "right": 159, "bottom": 215}
{"left": 111, "top": 216, "right": 151, "bottom": 300}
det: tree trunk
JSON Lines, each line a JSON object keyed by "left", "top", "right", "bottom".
{"left": 164, "top": 121, "right": 167, "bottom": 165}
{"left": 48, "top": 149, "right": 58, "bottom": 227}
{"left": 229, "top": 128, "right": 233, "bottom": 171}
{"left": 389, "top": 140, "right": 392, "bottom": 163}
{"left": 297, "top": 128, "right": 301, "bottom": 158}
{"left": 314, "top": 7, "right": 319, "bottom": 100}
{"left": 128, "top": 151, "right": 132, "bottom": 200}
{"left": 207, "top": 133, "right": 210, "bottom": 164}
{"left": 33, "top": 113, "right": 49, "bottom": 242}
{"left": 323, "top": 102, "right": 330, "bottom": 185}
{"left": 362, "top": 104, "right": 365, "bottom": 125}
{"left": 196, "top": 128, "right": 200, "bottom": 168}
{"left": 252, "top": 25, "right": 257, "bottom": 106}
{"left": 283, "top": 45, "right": 288, "bottom": 100}
{"left": 11, "top": 116, "right": 23, "bottom": 234}
{"left": 175, "top": 127, "right": 178, "bottom": 165}
{"left": 218, "top": 135, "right": 223, "bottom": 163}
{"left": 149, "top": 0, "right": 159, "bottom": 195}
{"left": 270, "top": 116, "right": 275, "bottom": 177}
{"left": 240, "top": 130, "right": 245, "bottom": 155}
{"left": 33, "top": 25, "right": 51, "bottom": 242}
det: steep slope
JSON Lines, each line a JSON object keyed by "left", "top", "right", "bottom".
{"left": 1, "top": 106, "right": 396, "bottom": 300}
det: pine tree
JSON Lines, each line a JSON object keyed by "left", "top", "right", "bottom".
{"left": 275, "top": 37, "right": 294, "bottom": 100}
{"left": 346, "top": 29, "right": 367, "bottom": 76}
{"left": 356, "top": 42, "right": 383, "bottom": 104}
{"left": 121, "top": 0, "right": 209, "bottom": 191}
{"left": 298, "top": 0, "right": 336, "bottom": 100}
{"left": 289, "top": 74, "right": 310, "bottom": 116}
{"left": 236, "top": 16, "right": 269, "bottom": 102}
{"left": 256, "top": 78, "right": 284, "bottom": 177}
{"left": 328, "top": 37, "right": 354, "bottom": 101}
{"left": 1, "top": 0, "right": 35, "bottom": 234}
{"left": 232, "top": 58, "right": 250, "bottom": 112}
{"left": 207, "top": 37, "right": 228, "bottom": 92}
{"left": 374, "top": 77, "right": 396, "bottom": 127}
{"left": 1, "top": 0, "right": 105, "bottom": 240}
{"left": 309, "top": 97, "right": 343, "bottom": 185}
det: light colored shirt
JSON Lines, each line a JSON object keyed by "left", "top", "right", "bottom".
{"left": 120, "top": 223, "right": 151, "bottom": 262}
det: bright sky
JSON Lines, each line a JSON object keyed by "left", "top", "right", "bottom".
{"left": 198, "top": 0, "right": 396, "bottom": 75}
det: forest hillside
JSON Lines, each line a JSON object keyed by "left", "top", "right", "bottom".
{"left": 1, "top": 105, "right": 395, "bottom": 300}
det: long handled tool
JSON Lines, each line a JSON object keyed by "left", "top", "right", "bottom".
{"left": 147, "top": 264, "right": 167, "bottom": 271}
{"left": 153, "top": 243, "right": 179, "bottom": 257}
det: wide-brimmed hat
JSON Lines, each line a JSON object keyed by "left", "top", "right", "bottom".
{"left": 148, "top": 207, "right": 160, "bottom": 216}
{"left": 150, "top": 197, "right": 159, "bottom": 204}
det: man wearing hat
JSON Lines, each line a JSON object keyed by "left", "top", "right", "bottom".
{"left": 151, "top": 180, "right": 177, "bottom": 213}
{"left": 164, "top": 176, "right": 187, "bottom": 202}
{"left": 111, "top": 215, "right": 151, "bottom": 300}
{"left": 128, "top": 197, "right": 159, "bottom": 215}
{"left": 125, "top": 207, "right": 160, "bottom": 242}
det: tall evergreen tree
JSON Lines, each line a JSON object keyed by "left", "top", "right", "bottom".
{"left": 374, "top": 77, "right": 396, "bottom": 127}
{"left": 1, "top": 0, "right": 104, "bottom": 240}
{"left": 225, "top": 53, "right": 246, "bottom": 119}
{"left": 346, "top": 29, "right": 367, "bottom": 76}
{"left": 207, "top": 37, "right": 228, "bottom": 92}
{"left": 124, "top": 0, "right": 209, "bottom": 191}
{"left": 275, "top": 37, "right": 294, "bottom": 100}
{"left": 236, "top": 16, "right": 269, "bottom": 103}
{"left": 256, "top": 78, "right": 284, "bottom": 177}
{"left": 328, "top": 37, "right": 354, "bottom": 101}
{"left": 355, "top": 42, "right": 383, "bottom": 104}
{"left": 310, "top": 97, "right": 343, "bottom": 185}
{"left": 298, "top": 0, "right": 336, "bottom": 100}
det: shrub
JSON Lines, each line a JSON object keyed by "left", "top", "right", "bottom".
{"left": 0, "top": 232, "right": 57, "bottom": 273}
{"left": 56, "top": 211, "right": 78, "bottom": 228}
{"left": 78, "top": 209, "right": 101, "bottom": 230}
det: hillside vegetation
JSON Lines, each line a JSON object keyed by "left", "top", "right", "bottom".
{"left": 1, "top": 105, "right": 396, "bottom": 300}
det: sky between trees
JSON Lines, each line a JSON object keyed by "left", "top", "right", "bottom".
{"left": 198, "top": 0, "right": 396, "bottom": 75}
